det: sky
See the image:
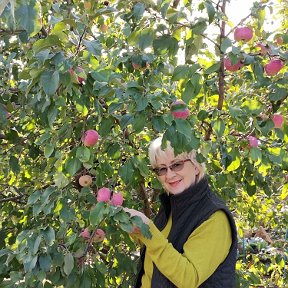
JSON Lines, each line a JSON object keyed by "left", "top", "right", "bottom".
{"left": 226, "top": 0, "right": 281, "bottom": 33}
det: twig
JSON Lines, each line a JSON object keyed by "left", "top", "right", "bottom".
{"left": 75, "top": 26, "right": 87, "bottom": 56}
{"left": 217, "top": 0, "right": 226, "bottom": 111}
{"left": 225, "top": 13, "right": 252, "bottom": 38}
{"left": 0, "top": 195, "right": 24, "bottom": 203}
{"left": 139, "top": 182, "right": 152, "bottom": 218}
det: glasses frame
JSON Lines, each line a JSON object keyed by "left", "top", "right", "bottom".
{"left": 152, "top": 159, "right": 191, "bottom": 176}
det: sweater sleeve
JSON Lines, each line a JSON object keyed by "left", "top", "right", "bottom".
{"left": 136, "top": 210, "right": 232, "bottom": 288}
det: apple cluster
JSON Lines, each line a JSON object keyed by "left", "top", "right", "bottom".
{"left": 247, "top": 113, "right": 285, "bottom": 148}
{"left": 80, "top": 227, "right": 106, "bottom": 243}
{"left": 224, "top": 27, "right": 284, "bottom": 76}
{"left": 77, "top": 129, "right": 125, "bottom": 244}
{"left": 97, "top": 187, "right": 124, "bottom": 206}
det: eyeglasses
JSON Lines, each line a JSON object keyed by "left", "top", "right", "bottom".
{"left": 152, "top": 159, "right": 191, "bottom": 176}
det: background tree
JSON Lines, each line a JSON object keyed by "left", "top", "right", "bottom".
{"left": 0, "top": 0, "right": 287, "bottom": 287}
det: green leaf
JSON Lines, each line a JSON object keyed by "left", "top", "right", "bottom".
{"left": 212, "top": 119, "right": 225, "bottom": 138}
{"left": 118, "top": 221, "right": 134, "bottom": 233}
{"left": 113, "top": 211, "right": 131, "bottom": 222}
{"left": 39, "top": 254, "right": 52, "bottom": 272}
{"left": 44, "top": 144, "right": 54, "bottom": 158}
{"left": 32, "top": 235, "right": 42, "bottom": 255}
{"left": 63, "top": 253, "right": 74, "bottom": 276}
{"left": 89, "top": 202, "right": 106, "bottom": 226}
{"left": 119, "top": 114, "right": 134, "bottom": 129}
{"left": 175, "top": 119, "right": 192, "bottom": 138}
{"left": 191, "top": 19, "right": 207, "bottom": 35}
{"left": 119, "top": 160, "right": 135, "bottom": 185}
{"left": 47, "top": 106, "right": 58, "bottom": 127}
{"left": 131, "top": 216, "right": 152, "bottom": 239}
{"left": 220, "top": 38, "right": 232, "bottom": 53}
{"left": 9, "top": 156, "right": 20, "bottom": 174}
{"left": 80, "top": 270, "right": 92, "bottom": 288}
{"left": 227, "top": 156, "right": 240, "bottom": 172}
{"left": 15, "top": 2, "right": 39, "bottom": 34}
{"left": 133, "top": 112, "right": 146, "bottom": 133}
{"left": 250, "top": 147, "right": 262, "bottom": 162}
{"left": 98, "top": 117, "right": 114, "bottom": 136}
{"left": 171, "top": 65, "right": 190, "bottom": 81}
{"left": 153, "top": 35, "right": 179, "bottom": 56}
{"left": 152, "top": 116, "right": 166, "bottom": 132}
{"left": 133, "top": 3, "right": 145, "bottom": 20}
{"left": 182, "top": 80, "right": 196, "bottom": 103}
{"left": 40, "top": 70, "right": 60, "bottom": 95}
{"left": 204, "top": 63, "right": 220, "bottom": 74}
{"left": 135, "top": 96, "right": 148, "bottom": 111}
{"left": 65, "top": 156, "right": 81, "bottom": 176}
{"left": 82, "top": 39, "right": 102, "bottom": 56}
{"left": 139, "top": 28, "right": 155, "bottom": 50}
{"left": 205, "top": 2, "right": 216, "bottom": 23}
{"left": 42, "top": 227, "right": 55, "bottom": 246}
{"left": 23, "top": 255, "right": 38, "bottom": 272}
{"left": 33, "top": 35, "right": 62, "bottom": 54}
{"left": 269, "top": 88, "right": 287, "bottom": 101}
{"left": 27, "top": 190, "right": 41, "bottom": 205}
{"left": 76, "top": 147, "right": 91, "bottom": 163}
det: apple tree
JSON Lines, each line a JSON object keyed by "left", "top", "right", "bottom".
{"left": 0, "top": 0, "right": 287, "bottom": 287}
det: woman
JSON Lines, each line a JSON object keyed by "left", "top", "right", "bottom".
{"left": 125, "top": 136, "right": 238, "bottom": 288}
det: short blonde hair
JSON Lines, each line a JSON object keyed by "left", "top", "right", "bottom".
{"left": 148, "top": 136, "right": 206, "bottom": 181}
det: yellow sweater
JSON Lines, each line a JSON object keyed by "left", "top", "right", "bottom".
{"left": 136, "top": 210, "right": 232, "bottom": 288}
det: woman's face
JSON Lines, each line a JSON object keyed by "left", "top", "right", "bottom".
{"left": 155, "top": 149, "right": 200, "bottom": 195}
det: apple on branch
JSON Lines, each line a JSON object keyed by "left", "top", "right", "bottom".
{"left": 170, "top": 99, "right": 190, "bottom": 119}
{"left": 81, "top": 130, "right": 99, "bottom": 147}
{"left": 264, "top": 59, "right": 284, "bottom": 76}
{"left": 224, "top": 58, "right": 244, "bottom": 72}
{"left": 92, "top": 229, "right": 105, "bottom": 242}
{"left": 248, "top": 136, "right": 259, "bottom": 148}
{"left": 111, "top": 192, "right": 124, "bottom": 206}
{"left": 97, "top": 187, "right": 111, "bottom": 202}
{"left": 234, "top": 27, "right": 253, "bottom": 42}
{"left": 272, "top": 114, "right": 284, "bottom": 129}
{"left": 79, "top": 175, "right": 93, "bottom": 187}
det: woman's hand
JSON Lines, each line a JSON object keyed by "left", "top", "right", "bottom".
{"left": 123, "top": 207, "right": 150, "bottom": 225}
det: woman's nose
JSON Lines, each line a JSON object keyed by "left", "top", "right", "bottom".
{"left": 165, "top": 166, "right": 176, "bottom": 178}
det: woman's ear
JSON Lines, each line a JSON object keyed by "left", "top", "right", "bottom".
{"left": 194, "top": 164, "right": 200, "bottom": 175}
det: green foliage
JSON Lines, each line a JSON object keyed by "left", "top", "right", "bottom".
{"left": 0, "top": 0, "right": 287, "bottom": 287}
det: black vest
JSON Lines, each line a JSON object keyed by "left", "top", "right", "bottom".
{"left": 134, "top": 177, "right": 238, "bottom": 288}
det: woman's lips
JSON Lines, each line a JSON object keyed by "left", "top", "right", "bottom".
{"left": 168, "top": 179, "right": 182, "bottom": 187}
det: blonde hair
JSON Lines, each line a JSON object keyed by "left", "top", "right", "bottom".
{"left": 148, "top": 136, "right": 206, "bottom": 182}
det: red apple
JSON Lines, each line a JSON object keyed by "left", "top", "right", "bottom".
{"left": 170, "top": 99, "right": 190, "bottom": 119}
{"left": 80, "top": 228, "right": 91, "bottom": 239}
{"left": 264, "top": 59, "right": 284, "bottom": 76}
{"left": 81, "top": 130, "right": 99, "bottom": 147}
{"left": 92, "top": 229, "right": 105, "bottom": 242}
{"left": 248, "top": 136, "right": 259, "bottom": 147}
{"left": 97, "top": 187, "right": 111, "bottom": 202}
{"left": 272, "top": 114, "right": 284, "bottom": 128}
{"left": 224, "top": 58, "right": 244, "bottom": 72}
{"left": 79, "top": 175, "right": 93, "bottom": 187}
{"left": 234, "top": 27, "right": 253, "bottom": 42}
{"left": 111, "top": 192, "right": 124, "bottom": 206}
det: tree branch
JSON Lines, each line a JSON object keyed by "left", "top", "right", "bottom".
{"left": 75, "top": 26, "right": 87, "bottom": 56}
{"left": 217, "top": 0, "right": 226, "bottom": 111}
{"left": 0, "top": 195, "right": 24, "bottom": 203}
